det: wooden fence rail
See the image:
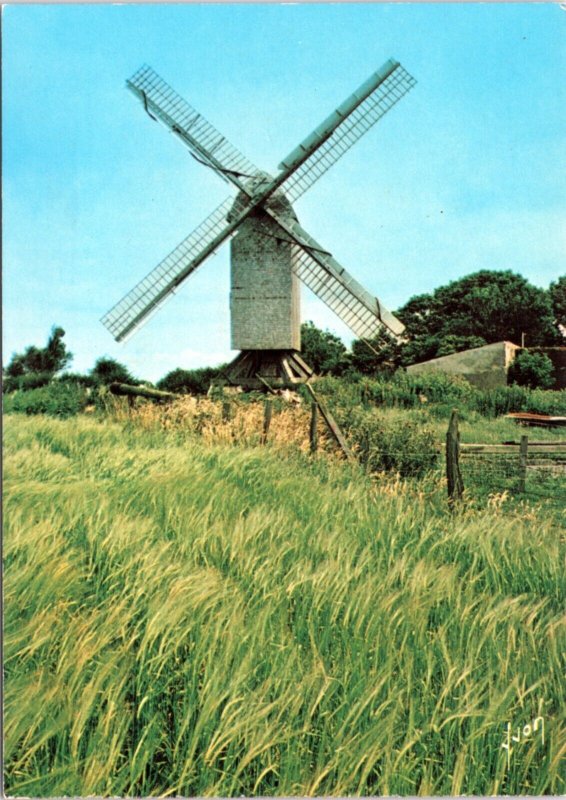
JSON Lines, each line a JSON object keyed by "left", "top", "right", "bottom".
{"left": 446, "top": 411, "right": 565, "bottom": 502}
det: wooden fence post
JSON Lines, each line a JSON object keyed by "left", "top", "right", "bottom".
{"left": 519, "top": 435, "right": 528, "bottom": 493}
{"left": 310, "top": 401, "right": 319, "bottom": 453}
{"left": 222, "top": 399, "right": 232, "bottom": 422}
{"left": 261, "top": 400, "right": 273, "bottom": 444}
{"left": 446, "top": 409, "right": 464, "bottom": 507}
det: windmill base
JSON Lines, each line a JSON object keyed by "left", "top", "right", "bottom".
{"left": 222, "top": 350, "right": 314, "bottom": 390}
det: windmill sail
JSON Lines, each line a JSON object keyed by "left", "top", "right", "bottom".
{"left": 101, "top": 197, "right": 236, "bottom": 341}
{"left": 127, "top": 65, "right": 261, "bottom": 192}
{"left": 275, "top": 60, "right": 416, "bottom": 203}
{"left": 263, "top": 212, "right": 404, "bottom": 339}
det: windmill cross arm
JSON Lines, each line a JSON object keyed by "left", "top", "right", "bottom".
{"left": 101, "top": 171, "right": 303, "bottom": 342}
{"left": 270, "top": 59, "right": 417, "bottom": 203}
{"left": 101, "top": 196, "right": 238, "bottom": 341}
{"left": 263, "top": 209, "right": 405, "bottom": 340}
{"left": 127, "top": 65, "right": 261, "bottom": 194}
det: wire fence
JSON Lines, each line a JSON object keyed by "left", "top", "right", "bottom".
{"left": 459, "top": 449, "right": 566, "bottom": 501}
{"left": 444, "top": 410, "right": 566, "bottom": 506}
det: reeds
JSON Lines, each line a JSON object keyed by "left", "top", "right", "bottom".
{"left": 108, "top": 393, "right": 333, "bottom": 455}
{"left": 4, "top": 414, "right": 565, "bottom": 796}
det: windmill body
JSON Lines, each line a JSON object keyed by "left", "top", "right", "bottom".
{"left": 102, "top": 60, "right": 417, "bottom": 388}
{"left": 230, "top": 179, "right": 300, "bottom": 352}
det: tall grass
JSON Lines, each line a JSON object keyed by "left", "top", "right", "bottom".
{"left": 4, "top": 414, "right": 565, "bottom": 796}
{"left": 314, "top": 373, "right": 566, "bottom": 418}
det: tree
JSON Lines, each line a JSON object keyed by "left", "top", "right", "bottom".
{"left": 3, "top": 327, "right": 73, "bottom": 390}
{"left": 549, "top": 276, "right": 566, "bottom": 331}
{"left": 397, "top": 271, "right": 560, "bottom": 365}
{"left": 434, "top": 334, "right": 487, "bottom": 358}
{"left": 300, "top": 321, "right": 349, "bottom": 374}
{"left": 507, "top": 351, "right": 555, "bottom": 390}
{"left": 90, "top": 357, "right": 137, "bottom": 386}
{"left": 350, "top": 332, "right": 400, "bottom": 375}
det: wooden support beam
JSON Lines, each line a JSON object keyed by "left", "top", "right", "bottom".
{"left": 304, "top": 383, "right": 355, "bottom": 463}
{"left": 281, "top": 357, "right": 297, "bottom": 383}
{"left": 255, "top": 374, "right": 278, "bottom": 395}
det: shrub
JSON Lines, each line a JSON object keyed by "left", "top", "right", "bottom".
{"left": 508, "top": 351, "right": 555, "bottom": 390}
{"left": 90, "top": 357, "right": 137, "bottom": 386}
{"left": 339, "top": 407, "right": 439, "bottom": 477}
{"left": 2, "top": 371, "right": 53, "bottom": 393}
{"left": 57, "top": 372, "right": 97, "bottom": 388}
{"left": 3, "top": 383, "right": 88, "bottom": 418}
{"left": 314, "top": 371, "right": 478, "bottom": 413}
{"left": 314, "top": 371, "right": 566, "bottom": 419}
{"left": 157, "top": 366, "right": 225, "bottom": 395}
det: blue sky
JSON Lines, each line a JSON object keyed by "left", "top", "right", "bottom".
{"left": 3, "top": 3, "right": 565, "bottom": 382}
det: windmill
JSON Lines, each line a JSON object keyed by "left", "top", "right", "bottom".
{"left": 102, "top": 60, "right": 416, "bottom": 389}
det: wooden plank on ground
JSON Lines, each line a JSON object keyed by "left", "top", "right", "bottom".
{"left": 506, "top": 412, "right": 566, "bottom": 427}
{"left": 109, "top": 382, "right": 179, "bottom": 402}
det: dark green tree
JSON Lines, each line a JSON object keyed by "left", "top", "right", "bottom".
{"left": 549, "top": 276, "right": 566, "bottom": 330}
{"left": 90, "top": 357, "right": 137, "bottom": 386}
{"left": 507, "top": 351, "right": 555, "bottom": 389}
{"left": 3, "top": 327, "right": 73, "bottom": 391}
{"left": 435, "top": 334, "right": 487, "bottom": 358}
{"left": 300, "top": 321, "right": 349, "bottom": 374}
{"left": 350, "top": 332, "right": 400, "bottom": 375}
{"left": 397, "top": 271, "right": 560, "bottom": 365}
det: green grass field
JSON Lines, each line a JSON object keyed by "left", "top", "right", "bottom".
{"left": 4, "top": 412, "right": 565, "bottom": 796}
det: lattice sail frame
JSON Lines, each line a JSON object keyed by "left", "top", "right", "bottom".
{"left": 127, "top": 65, "right": 260, "bottom": 190}
{"left": 102, "top": 60, "right": 415, "bottom": 343}
{"left": 259, "top": 212, "right": 404, "bottom": 340}
{"left": 101, "top": 197, "right": 236, "bottom": 341}
{"left": 276, "top": 61, "right": 417, "bottom": 203}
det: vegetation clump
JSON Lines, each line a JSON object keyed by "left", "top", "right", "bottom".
{"left": 3, "top": 326, "right": 73, "bottom": 392}
{"left": 2, "top": 382, "right": 88, "bottom": 418}
{"left": 89, "top": 356, "right": 138, "bottom": 387}
{"left": 313, "top": 372, "right": 566, "bottom": 418}
{"left": 507, "top": 350, "right": 555, "bottom": 390}
{"left": 396, "top": 270, "right": 562, "bottom": 365}
{"left": 157, "top": 365, "right": 225, "bottom": 395}
{"left": 339, "top": 406, "right": 439, "bottom": 477}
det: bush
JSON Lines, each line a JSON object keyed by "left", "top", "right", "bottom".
{"left": 2, "top": 371, "right": 53, "bottom": 393}
{"left": 90, "top": 357, "right": 137, "bottom": 386}
{"left": 157, "top": 366, "right": 225, "bottom": 395}
{"left": 339, "top": 407, "right": 439, "bottom": 477}
{"left": 315, "top": 370, "right": 566, "bottom": 418}
{"left": 508, "top": 351, "right": 555, "bottom": 390}
{"left": 3, "top": 383, "right": 88, "bottom": 418}
{"left": 314, "top": 371, "right": 478, "bottom": 413}
{"left": 57, "top": 372, "right": 97, "bottom": 388}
